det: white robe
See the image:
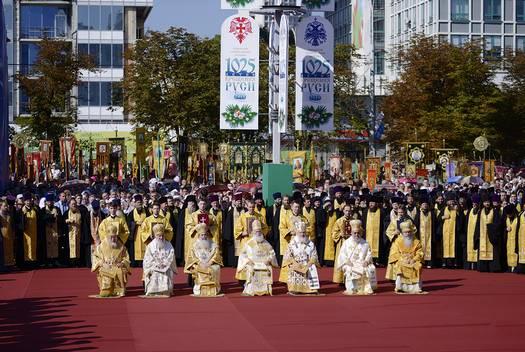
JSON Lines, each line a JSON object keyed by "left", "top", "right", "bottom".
{"left": 143, "top": 238, "right": 177, "bottom": 296}
{"left": 337, "top": 236, "right": 377, "bottom": 294}
{"left": 237, "top": 238, "right": 278, "bottom": 296}
{"left": 283, "top": 237, "right": 320, "bottom": 293}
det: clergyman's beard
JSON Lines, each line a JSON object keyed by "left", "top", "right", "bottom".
{"left": 197, "top": 238, "right": 211, "bottom": 250}
{"left": 297, "top": 235, "right": 308, "bottom": 244}
{"left": 403, "top": 236, "right": 413, "bottom": 248}
{"left": 110, "top": 240, "right": 119, "bottom": 249}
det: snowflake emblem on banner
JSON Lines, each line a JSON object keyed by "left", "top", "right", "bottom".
{"left": 229, "top": 17, "right": 253, "bottom": 44}
{"left": 304, "top": 18, "right": 327, "bottom": 47}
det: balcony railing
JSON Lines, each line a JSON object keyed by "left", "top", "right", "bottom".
{"left": 20, "top": 26, "right": 68, "bottom": 39}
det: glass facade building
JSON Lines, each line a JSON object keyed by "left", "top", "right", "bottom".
{"left": 7, "top": 0, "right": 153, "bottom": 130}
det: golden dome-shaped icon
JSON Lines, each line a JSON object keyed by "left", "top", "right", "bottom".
{"left": 473, "top": 136, "right": 489, "bottom": 152}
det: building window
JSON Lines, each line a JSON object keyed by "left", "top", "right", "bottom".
{"left": 517, "top": 37, "right": 525, "bottom": 52}
{"left": 79, "top": 82, "right": 121, "bottom": 107}
{"left": 112, "top": 44, "right": 123, "bottom": 68}
{"left": 484, "top": 36, "right": 501, "bottom": 60}
{"left": 78, "top": 6, "right": 89, "bottom": 30}
{"left": 20, "top": 42, "right": 40, "bottom": 75}
{"left": 112, "top": 6, "right": 123, "bottom": 31}
{"left": 100, "top": 6, "right": 112, "bottom": 31}
{"left": 451, "top": 0, "right": 469, "bottom": 21}
{"left": 517, "top": 0, "right": 525, "bottom": 22}
{"left": 451, "top": 35, "right": 469, "bottom": 46}
{"left": 374, "top": 51, "right": 385, "bottom": 75}
{"left": 20, "top": 89, "right": 30, "bottom": 114}
{"left": 78, "top": 82, "right": 89, "bottom": 106}
{"left": 100, "top": 44, "right": 112, "bottom": 68}
{"left": 429, "top": 0, "right": 434, "bottom": 22}
{"left": 78, "top": 44, "right": 123, "bottom": 68}
{"left": 484, "top": 0, "right": 501, "bottom": 21}
{"left": 20, "top": 5, "right": 69, "bottom": 38}
{"left": 78, "top": 5, "right": 124, "bottom": 31}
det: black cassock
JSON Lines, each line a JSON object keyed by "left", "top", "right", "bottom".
{"left": 168, "top": 208, "right": 178, "bottom": 251}
{"left": 37, "top": 206, "right": 62, "bottom": 263}
{"left": 474, "top": 207, "right": 503, "bottom": 273}
{"left": 360, "top": 208, "right": 388, "bottom": 266}
{"left": 315, "top": 207, "right": 326, "bottom": 266}
{"left": 175, "top": 208, "right": 187, "bottom": 266}
{"left": 126, "top": 208, "right": 150, "bottom": 266}
{"left": 223, "top": 207, "right": 244, "bottom": 267}
{"left": 266, "top": 204, "right": 281, "bottom": 264}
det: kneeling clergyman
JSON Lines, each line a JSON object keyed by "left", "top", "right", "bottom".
{"left": 184, "top": 224, "right": 223, "bottom": 297}
{"left": 236, "top": 220, "right": 278, "bottom": 296}
{"left": 143, "top": 223, "right": 178, "bottom": 297}
{"left": 336, "top": 220, "right": 377, "bottom": 295}
{"left": 91, "top": 224, "right": 131, "bottom": 297}
{"left": 388, "top": 221, "right": 425, "bottom": 294}
{"left": 282, "top": 221, "right": 321, "bottom": 295}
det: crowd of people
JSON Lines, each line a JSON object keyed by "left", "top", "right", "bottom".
{"left": 1, "top": 171, "right": 524, "bottom": 297}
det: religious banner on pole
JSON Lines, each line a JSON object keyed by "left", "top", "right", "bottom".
{"left": 405, "top": 142, "right": 426, "bottom": 166}
{"left": 39, "top": 140, "right": 52, "bottom": 167}
{"left": 384, "top": 161, "right": 392, "bottom": 181}
{"left": 96, "top": 142, "right": 110, "bottom": 174}
{"left": 484, "top": 160, "right": 495, "bottom": 182}
{"left": 446, "top": 162, "right": 456, "bottom": 180}
{"left": 152, "top": 139, "right": 166, "bottom": 179}
{"left": 295, "top": 16, "right": 334, "bottom": 131}
{"left": 220, "top": 14, "right": 260, "bottom": 130}
{"left": 136, "top": 128, "right": 146, "bottom": 164}
{"left": 31, "top": 151, "right": 41, "bottom": 181}
{"left": 59, "top": 137, "right": 76, "bottom": 179}
{"left": 300, "top": 0, "right": 335, "bottom": 11}
{"left": 288, "top": 151, "right": 306, "bottom": 183}
{"left": 278, "top": 14, "right": 289, "bottom": 133}
{"left": 221, "top": 0, "right": 262, "bottom": 10}
{"left": 468, "top": 162, "right": 483, "bottom": 177}
{"left": 367, "top": 169, "right": 377, "bottom": 190}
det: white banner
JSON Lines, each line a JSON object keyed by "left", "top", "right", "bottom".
{"left": 220, "top": 15, "right": 260, "bottom": 130}
{"left": 278, "top": 15, "right": 289, "bottom": 133}
{"left": 221, "top": 0, "right": 263, "bottom": 10}
{"left": 299, "top": 0, "right": 335, "bottom": 12}
{"left": 295, "top": 16, "right": 334, "bottom": 131}
{"left": 352, "top": 0, "right": 373, "bottom": 91}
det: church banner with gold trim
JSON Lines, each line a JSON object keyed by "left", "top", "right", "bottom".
{"left": 484, "top": 160, "right": 495, "bottom": 182}
{"left": 406, "top": 142, "right": 427, "bottom": 166}
{"left": 289, "top": 151, "right": 307, "bottom": 183}
{"left": 384, "top": 161, "right": 392, "bottom": 181}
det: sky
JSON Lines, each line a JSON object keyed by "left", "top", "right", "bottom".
{"left": 145, "top": 0, "right": 235, "bottom": 38}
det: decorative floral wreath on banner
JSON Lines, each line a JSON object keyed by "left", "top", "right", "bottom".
{"left": 226, "top": 0, "right": 255, "bottom": 7}
{"left": 303, "top": 0, "right": 331, "bottom": 9}
{"left": 223, "top": 105, "right": 258, "bottom": 127}
{"left": 299, "top": 106, "right": 332, "bottom": 128}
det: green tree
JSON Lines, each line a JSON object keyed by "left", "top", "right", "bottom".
{"left": 382, "top": 35, "right": 502, "bottom": 155}
{"left": 123, "top": 28, "right": 222, "bottom": 141}
{"left": 15, "top": 38, "right": 95, "bottom": 147}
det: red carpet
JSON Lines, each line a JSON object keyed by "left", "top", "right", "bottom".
{"left": 1, "top": 267, "right": 524, "bottom": 352}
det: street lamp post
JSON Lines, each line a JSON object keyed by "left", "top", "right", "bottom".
{"left": 250, "top": 2, "right": 306, "bottom": 164}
